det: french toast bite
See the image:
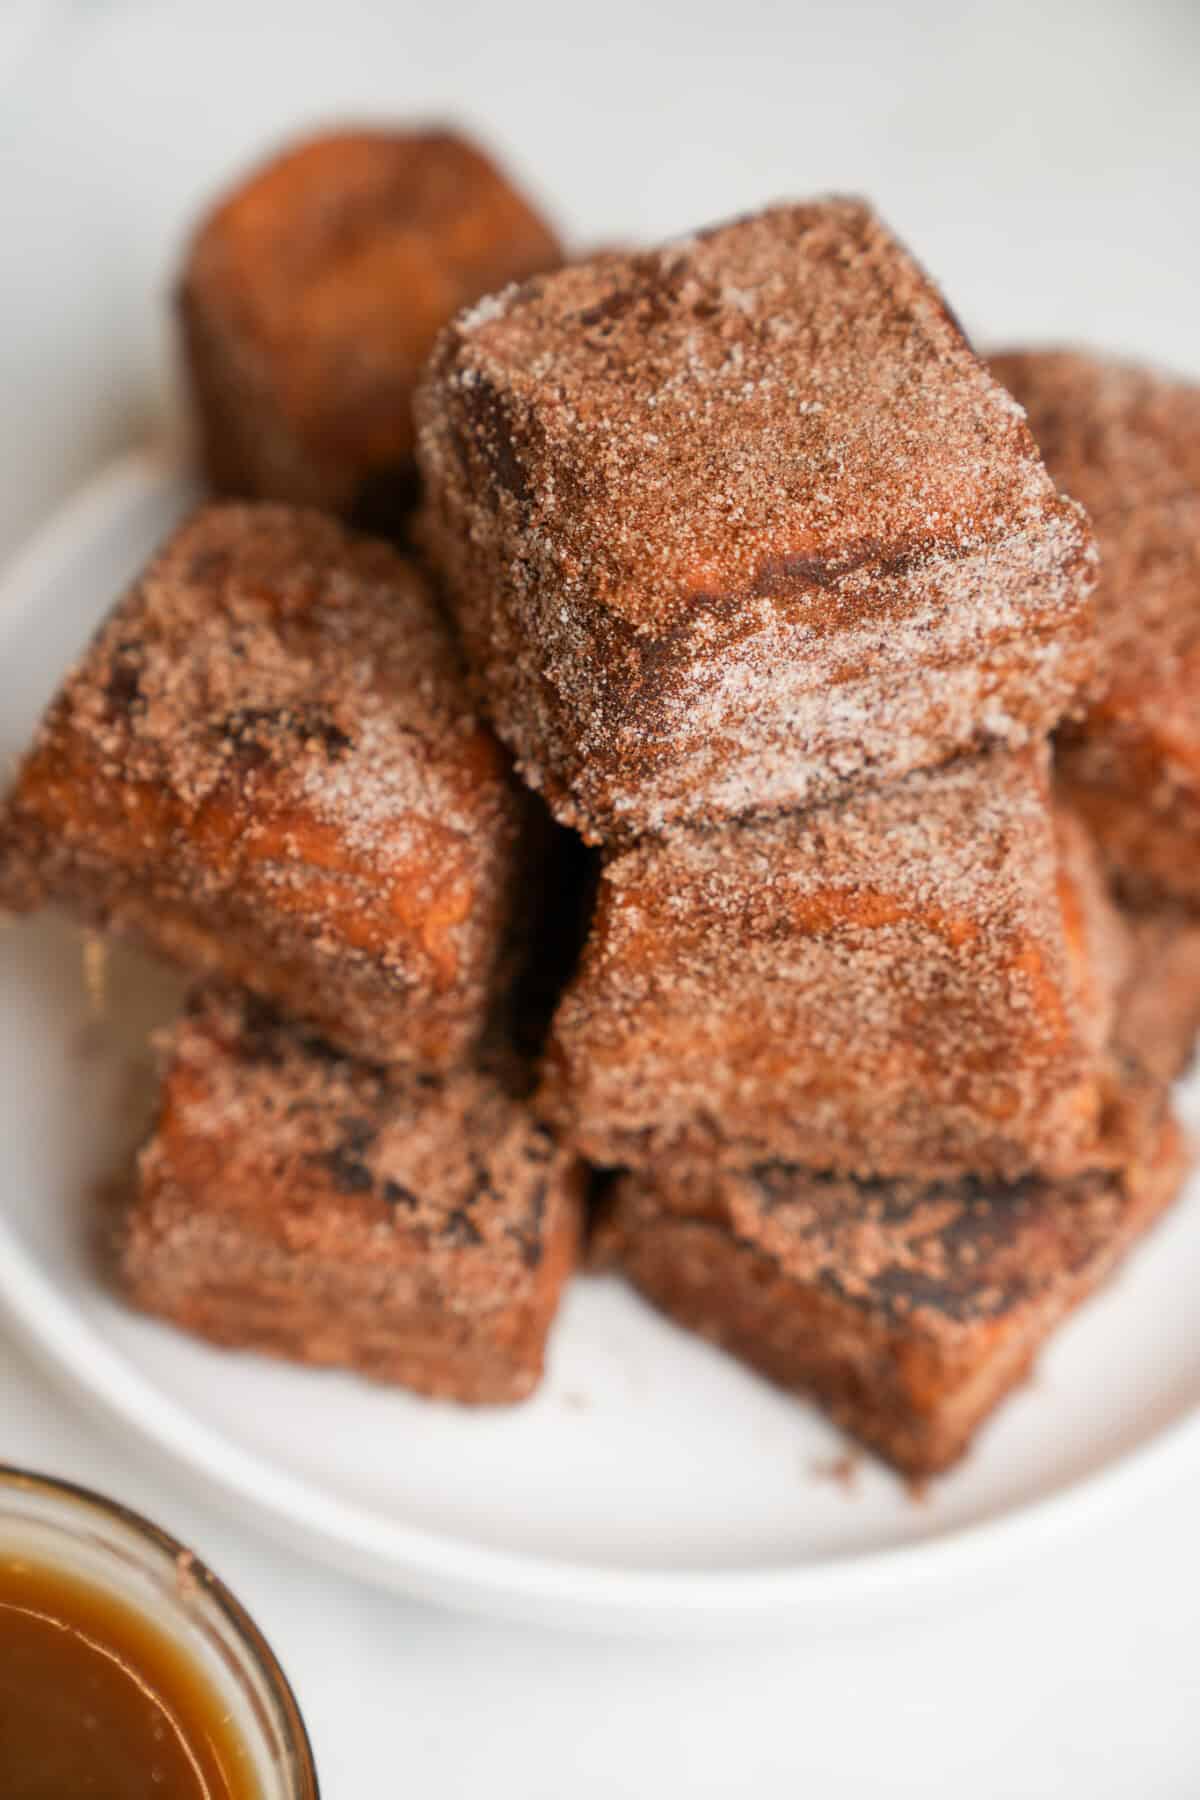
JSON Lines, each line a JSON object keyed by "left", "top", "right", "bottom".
{"left": 0, "top": 503, "right": 530, "bottom": 1068}
{"left": 993, "top": 349, "right": 1200, "bottom": 909}
{"left": 1117, "top": 905, "right": 1200, "bottom": 1081}
{"left": 180, "top": 127, "right": 561, "bottom": 523}
{"left": 541, "top": 747, "right": 1127, "bottom": 1181}
{"left": 595, "top": 1071, "right": 1185, "bottom": 1477}
{"left": 119, "top": 986, "right": 584, "bottom": 1403}
{"left": 418, "top": 201, "right": 1096, "bottom": 842}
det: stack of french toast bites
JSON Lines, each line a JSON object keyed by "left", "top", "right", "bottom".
{"left": 3, "top": 128, "right": 1199, "bottom": 1479}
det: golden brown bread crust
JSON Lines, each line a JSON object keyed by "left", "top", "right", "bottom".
{"left": 540, "top": 745, "right": 1128, "bottom": 1181}
{"left": 595, "top": 1076, "right": 1186, "bottom": 1477}
{"left": 992, "top": 349, "right": 1200, "bottom": 909}
{"left": 119, "top": 986, "right": 585, "bottom": 1403}
{"left": 416, "top": 200, "right": 1097, "bottom": 842}
{"left": 180, "top": 127, "right": 561, "bottom": 518}
{"left": 0, "top": 502, "right": 530, "bottom": 1068}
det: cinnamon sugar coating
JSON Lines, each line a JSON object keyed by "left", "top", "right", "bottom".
{"left": 1117, "top": 905, "right": 1200, "bottom": 1082}
{"left": 596, "top": 1073, "right": 1185, "bottom": 1477}
{"left": 992, "top": 349, "right": 1200, "bottom": 908}
{"left": 416, "top": 200, "right": 1097, "bottom": 842}
{"left": 119, "top": 987, "right": 584, "bottom": 1403}
{"left": 0, "top": 503, "right": 530, "bottom": 1068}
{"left": 180, "top": 128, "right": 561, "bottom": 522}
{"left": 541, "top": 746, "right": 1128, "bottom": 1180}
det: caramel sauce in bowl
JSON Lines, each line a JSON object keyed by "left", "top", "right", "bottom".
{"left": 0, "top": 1466, "right": 318, "bottom": 1799}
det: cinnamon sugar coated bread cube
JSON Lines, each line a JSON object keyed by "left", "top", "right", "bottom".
{"left": 416, "top": 200, "right": 1098, "bottom": 842}
{"left": 595, "top": 1073, "right": 1185, "bottom": 1477}
{"left": 0, "top": 504, "right": 529, "bottom": 1068}
{"left": 1117, "top": 906, "right": 1200, "bottom": 1081}
{"left": 119, "top": 987, "right": 584, "bottom": 1403}
{"left": 992, "top": 350, "right": 1200, "bottom": 908}
{"left": 180, "top": 128, "right": 561, "bottom": 520}
{"left": 541, "top": 747, "right": 1128, "bottom": 1179}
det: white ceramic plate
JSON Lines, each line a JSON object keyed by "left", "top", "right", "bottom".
{"left": 3, "top": 455, "right": 1200, "bottom": 1632}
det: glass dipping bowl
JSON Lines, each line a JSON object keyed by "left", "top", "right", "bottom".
{"left": 0, "top": 1463, "right": 319, "bottom": 1799}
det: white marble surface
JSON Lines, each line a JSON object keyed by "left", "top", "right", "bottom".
{"left": 3, "top": 0, "right": 1200, "bottom": 1791}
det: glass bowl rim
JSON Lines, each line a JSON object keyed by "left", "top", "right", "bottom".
{"left": 0, "top": 1460, "right": 319, "bottom": 1798}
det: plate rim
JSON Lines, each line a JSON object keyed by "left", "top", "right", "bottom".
{"left": 4, "top": 457, "right": 1200, "bottom": 1633}
{"left": 5, "top": 1196, "right": 1200, "bottom": 1633}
